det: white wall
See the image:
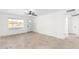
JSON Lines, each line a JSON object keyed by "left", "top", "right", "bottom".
{"left": 34, "top": 11, "right": 67, "bottom": 39}
{"left": 0, "top": 12, "right": 29, "bottom": 36}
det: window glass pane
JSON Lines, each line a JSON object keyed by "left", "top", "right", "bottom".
{"left": 8, "top": 19, "right": 24, "bottom": 29}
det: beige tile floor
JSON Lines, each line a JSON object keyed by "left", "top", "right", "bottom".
{"left": 0, "top": 32, "right": 79, "bottom": 49}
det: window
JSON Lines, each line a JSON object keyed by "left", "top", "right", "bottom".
{"left": 8, "top": 19, "right": 24, "bottom": 29}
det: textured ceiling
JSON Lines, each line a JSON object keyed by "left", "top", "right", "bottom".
{"left": 0, "top": 9, "right": 66, "bottom": 16}
{"left": 35, "top": 9, "right": 66, "bottom": 15}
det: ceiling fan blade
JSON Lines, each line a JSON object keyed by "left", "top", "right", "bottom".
{"left": 32, "top": 12, "right": 37, "bottom": 16}
{"left": 67, "top": 9, "right": 75, "bottom": 12}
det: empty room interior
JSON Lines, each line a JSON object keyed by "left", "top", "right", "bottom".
{"left": 0, "top": 9, "right": 79, "bottom": 49}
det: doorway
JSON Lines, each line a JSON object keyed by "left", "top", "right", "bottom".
{"left": 68, "top": 16, "right": 79, "bottom": 35}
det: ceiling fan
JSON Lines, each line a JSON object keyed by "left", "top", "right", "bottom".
{"left": 25, "top": 9, "right": 37, "bottom": 16}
